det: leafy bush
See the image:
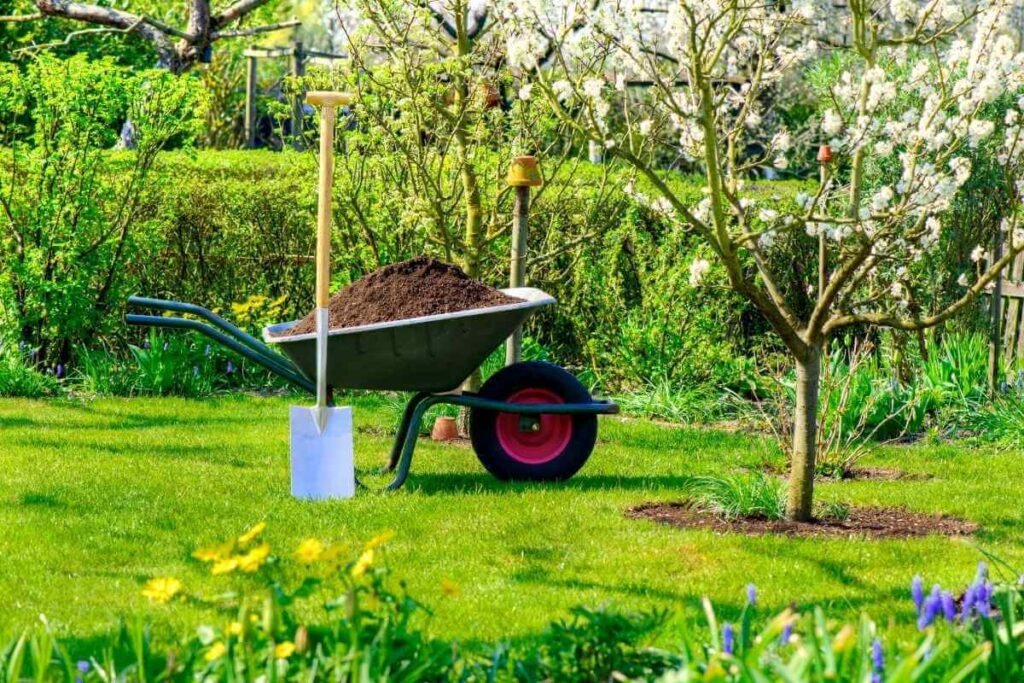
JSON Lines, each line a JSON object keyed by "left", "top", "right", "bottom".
{"left": 0, "top": 55, "right": 201, "bottom": 368}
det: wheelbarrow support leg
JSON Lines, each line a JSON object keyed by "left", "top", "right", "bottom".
{"left": 387, "top": 395, "right": 440, "bottom": 491}
{"left": 386, "top": 392, "right": 432, "bottom": 472}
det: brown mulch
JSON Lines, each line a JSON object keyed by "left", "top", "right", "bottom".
{"left": 628, "top": 502, "right": 978, "bottom": 539}
{"left": 277, "top": 257, "right": 520, "bottom": 336}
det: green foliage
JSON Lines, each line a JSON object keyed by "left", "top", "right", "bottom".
{"left": 679, "top": 472, "right": 787, "bottom": 521}
{"left": 0, "top": 344, "right": 57, "bottom": 397}
{"left": 614, "top": 379, "right": 729, "bottom": 423}
{"left": 2, "top": 526, "right": 1022, "bottom": 682}
{"left": 72, "top": 331, "right": 288, "bottom": 398}
{"left": 0, "top": 55, "right": 202, "bottom": 367}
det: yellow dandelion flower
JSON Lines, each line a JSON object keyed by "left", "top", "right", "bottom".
{"left": 274, "top": 641, "right": 296, "bottom": 659}
{"left": 205, "top": 641, "right": 227, "bottom": 662}
{"left": 238, "top": 521, "right": 266, "bottom": 545}
{"left": 228, "top": 621, "right": 243, "bottom": 636}
{"left": 192, "top": 540, "right": 234, "bottom": 563}
{"left": 350, "top": 549, "right": 374, "bottom": 578}
{"left": 211, "top": 557, "right": 239, "bottom": 575}
{"left": 141, "top": 577, "right": 182, "bottom": 604}
{"left": 237, "top": 543, "right": 271, "bottom": 573}
{"left": 440, "top": 579, "right": 460, "bottom": 597}
{"left": 364, "top": 530, "right": 396, "bottom": 551}
{"left": 294, "top": 538, "right": 324, "bottom": 564}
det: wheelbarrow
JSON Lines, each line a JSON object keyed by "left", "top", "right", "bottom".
{"left": 125, "top": 288, "right": 618, "bottom": 490}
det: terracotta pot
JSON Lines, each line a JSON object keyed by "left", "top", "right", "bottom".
{"left": 431, "top": 416, "right": 459, "bottom": 442}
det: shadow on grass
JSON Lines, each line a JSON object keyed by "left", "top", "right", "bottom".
{"left": 399, "top": 472, "right": 697, "bottom": 496}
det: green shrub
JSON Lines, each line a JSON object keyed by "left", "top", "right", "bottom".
{"left": 0, "top": 56, "right": 201, "bottom": 368}
{"left": 0, "top": 346, "right": 58, "bottom": 398}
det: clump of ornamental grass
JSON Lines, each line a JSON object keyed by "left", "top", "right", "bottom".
{"left": 681, "top": 472, "right": 788, "bottom": 520}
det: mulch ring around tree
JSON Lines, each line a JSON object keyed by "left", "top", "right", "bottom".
{"left": 628, "top": 502, "right": 978, "bottom": 539}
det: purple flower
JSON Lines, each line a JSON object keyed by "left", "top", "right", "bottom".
{"left": 746, "top": 583, "right": 757, "bottom": 607}
{"left": 961, "top": 584, "right": 977, "bottom": 622}
{"left": 871, "top": 638, "right": 884, "bottom": 672}
{"left": 226, "top": 360, "right": 236, "bottom": 374}
{"left": 77, "top": 660, "right": 90, "bottom": 673}
{"left": 912, "top": 576, "right": 924, "bottom": 613}
{"left": 871, "top": 675, "right": 881, "bottom": 683}
{"left": 976, "top": 583, "right": 992, "bottom": 618}
{"left": 723, "top": 623, "right": 734, "bottom": 655}
{"left": 941, "top": 591, "right": 956, "bottom": 622}
{"left": 977, "top": 562, "right": 988, "bottom": 582}
{"left": 780, "top": 622, "right": 793, "bottom": 645}
{"left": 918, "top": 587, "right": 942, "bottom": 630}
{"left": 56, "top": 363, "right": 64, "bottom": 379}
{"left": 143, "top": 340, "right": 150, "bottom": 350}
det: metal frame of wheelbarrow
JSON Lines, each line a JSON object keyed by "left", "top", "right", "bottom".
{"left": 125, "top": 296, "right": 618, "bottom": 490}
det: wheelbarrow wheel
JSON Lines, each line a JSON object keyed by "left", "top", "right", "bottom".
{"left": 470, "top": 361, "right": 597, "bottom": 481}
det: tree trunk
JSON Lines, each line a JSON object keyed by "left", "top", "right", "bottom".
{"left": 456, "top": 160, "right": 484, "bottom": 436}
{"left": 786, "top": 345, "right": 821, "bottom": 522}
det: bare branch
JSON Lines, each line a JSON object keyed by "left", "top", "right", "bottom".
{"left": 0, "top": 12, "right": 42, "bottom": 21}
{"left": 211, "top": 0, "right": 272, "bottom": 30}
{"left": 212, "top": 18, "right": 298, "bottom": 39}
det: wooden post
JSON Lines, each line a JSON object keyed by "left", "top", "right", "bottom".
{"left": 290, "top": 41, "right": 305, "bottom": 150}
{"left": 505, "top": 156, "right": 543, "bottom": 365}
{"left": 990, "top": 225, "right": 1005, "bottom": 396}
{"left": 244, "top": 51, "right": 257, "bottom": 148}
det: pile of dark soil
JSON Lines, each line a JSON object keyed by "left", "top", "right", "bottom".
{"left": 628, "top": 502, "right": 978, "bottom": 539}
{"left": 280, "top": 257, "right": 520, "bottom": 335}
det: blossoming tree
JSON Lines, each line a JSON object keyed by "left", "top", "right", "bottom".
{"left": 501, "top": 0, "right": 1024, "bottom": 519}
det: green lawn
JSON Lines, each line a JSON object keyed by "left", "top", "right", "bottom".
{"left": 1, "top": 395, "right": 1021, "bottom": 649}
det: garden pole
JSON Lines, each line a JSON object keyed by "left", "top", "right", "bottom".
{"left": 816, "top": 145, "right": 832, "bottom": 296}
{"left": 505, "top": 156, "right": 543, "bottom": 365}
{"left": 244, "top": 51, "right": 257, "bottom": 148}
{"left": 290, "top": 41, "right": 305, "bottom": 150}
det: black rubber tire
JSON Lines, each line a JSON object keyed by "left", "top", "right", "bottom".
{"left": 470, "top": 361, "right": 598, "bottom": 481}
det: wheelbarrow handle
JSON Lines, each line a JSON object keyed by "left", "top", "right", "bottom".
{"left": 128, "top": 296, "right": 278, "bottom": 359}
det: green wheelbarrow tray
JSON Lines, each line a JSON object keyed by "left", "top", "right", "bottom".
{"left": 125, "top": 289, "right": 618, "bottom": 491}
{"left": 263, "top": 288, "right": 555, "bottom": 392}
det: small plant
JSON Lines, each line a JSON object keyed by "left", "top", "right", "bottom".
{"left": 616, "top": 378, "right": 728, "bottom": 424}
{"left": 0, "top": 343, "right": 59, "bottom": 398}
{"left": 680, "top": 472, "right": 788, "bottom": 521}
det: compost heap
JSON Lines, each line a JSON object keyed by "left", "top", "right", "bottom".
{"left": 280, "top": 257, "right": 521, "bottom": 335}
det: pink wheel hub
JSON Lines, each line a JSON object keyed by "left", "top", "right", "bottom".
{"left": 496, "top": 388, "right": 572, "bottom": 464}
